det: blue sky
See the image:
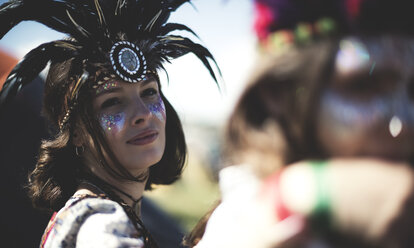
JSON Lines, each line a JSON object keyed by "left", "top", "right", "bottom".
{"left": 0, "top": 0, "right": 257, "bottom": 125}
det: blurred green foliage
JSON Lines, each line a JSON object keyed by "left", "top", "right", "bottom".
{"left": 145, "top": 153, "right": 220, "bottom": 232}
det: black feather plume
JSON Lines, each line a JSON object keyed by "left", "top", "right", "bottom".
{"left": 0, "top": 0, "right": 220, "bottom": 113}
{"left": 0, "top": 40, "right": 78, "bottom": 109}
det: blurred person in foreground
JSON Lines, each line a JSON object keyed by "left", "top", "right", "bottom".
{"left": 187, "top": 0, "right": 414, "bottom": 247}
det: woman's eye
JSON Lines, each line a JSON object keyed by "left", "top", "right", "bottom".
{"left": 142, "top": 88, "right": 158, "bottom": 97}
{"left": 101, "top": 98, "right": 121, "bottom": 109}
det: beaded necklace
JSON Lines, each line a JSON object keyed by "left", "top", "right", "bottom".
{"left": 80, "top": 176, "right": 158, "bottom": 248}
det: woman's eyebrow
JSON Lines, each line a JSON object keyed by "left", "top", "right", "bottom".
{"left": 140, "top": 78, "right": 157, "bottom": 87}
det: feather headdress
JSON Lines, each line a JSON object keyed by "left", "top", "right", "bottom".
{"left": 0, "top": 0, "right": 220, "bottom": 128}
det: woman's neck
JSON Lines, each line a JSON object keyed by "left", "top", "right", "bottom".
{"left": 79, "top": 173, "right": 146, "bottom": 216}
{"left": 80, "top": 151, "right": 147, "bottom": 216}
{"left": 106, "top": 173, "right": 146, "bottom": 211}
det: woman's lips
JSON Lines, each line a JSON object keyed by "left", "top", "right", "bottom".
{"left": 127, "top": 130, "right": 158, "bottom": 145}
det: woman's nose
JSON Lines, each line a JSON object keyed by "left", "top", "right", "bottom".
{"left": 131, "top": 98, "right": 152, "bottom": 126}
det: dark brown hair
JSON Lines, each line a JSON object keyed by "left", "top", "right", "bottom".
{"left": 28, "top": 58, "right": 187, "bottom": 212}
{"left": 224, "top": 40, "right": 338, "bottom": 172}
{"left": 185, "top": 40, "right": 339, "bottom": 246}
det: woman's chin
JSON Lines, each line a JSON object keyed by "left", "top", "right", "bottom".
{"left": 123, "top": 157, "right": 162, "bottom": 175}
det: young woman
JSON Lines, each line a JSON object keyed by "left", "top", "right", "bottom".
{"left": 0, "top": 0, "right": 219, "bottom": 247}
{"left": 188, "top": 0, "right": 414, "bottom": 247}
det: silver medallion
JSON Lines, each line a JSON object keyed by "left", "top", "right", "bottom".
{"left": 109, "top": 41, "right": 147, "bottom": 83}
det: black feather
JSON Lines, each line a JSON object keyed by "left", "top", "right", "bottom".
{"left": 0, "top": 40, "right": 78, "bottom": 111}
{"left": 157, "top": 23, "right": 199, "bottom": 37}
{"left": 0, "top": 0, "right": 26, "bottom": 39}
{"left": 158, "top": 35, "right": 221, "bottom": 85}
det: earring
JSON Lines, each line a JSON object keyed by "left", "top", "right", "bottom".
{"left": 389, "top": 115, "right": 403, "bottom": 138}
{"left": 75, "top": 146, "right": 85, "bottom": 156}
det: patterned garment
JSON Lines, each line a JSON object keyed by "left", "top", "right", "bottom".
{"left": 41, "top": 195, "right": 145, "bottom": 248}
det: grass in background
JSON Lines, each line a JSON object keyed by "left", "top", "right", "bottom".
{"left": 144, "top": 152, "right": 220, "bottom": 232}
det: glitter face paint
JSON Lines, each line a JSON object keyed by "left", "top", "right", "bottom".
{"left": 328, "top": 37, "right": 414, "bottom": 136}
{"left": 95, "top": 81, "right": 126, "bottom": 132}
{"left": 98, "top": 98, "right": 165, "bottom": 134}
{"left": 317, "top": 91, "right": 392, "bottom": 143}
{"left": 317, "top": 87, "right": 414, "bottom": 158}
{"left": 147, "top": 96, "right": 166, "bottom": 122}
{"left": 316, "top": 37, "right": 414, "bottom": 159}
{"left": 320, "top": 91, "right": 389, "bottom": 128}
{"left": 97, "top": 83, "right": 165, "bottom": 132}
{"left": 92, "top": 78, "right": 166, "bottom": 174}
{"left": 100, "top": 112, "right": 126, "bottom": 132}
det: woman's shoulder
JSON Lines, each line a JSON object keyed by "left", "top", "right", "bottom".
{"left": 63, "top": 193, "right": 125, "bottom": 216}
{"left": 41, "top": 194, "right": 144, "bottom": 248}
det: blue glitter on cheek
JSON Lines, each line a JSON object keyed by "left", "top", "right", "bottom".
{"left": 322, "top": 92, "right": 391, "bottom": 128}
{"left": 147, "top": 97, "right": 166, "bottom": 121}
{"left": 99, "top": 112, "right": 125, "bottom": 132}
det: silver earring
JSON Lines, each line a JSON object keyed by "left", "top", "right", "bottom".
{"left": 389, "top": 115, "right": 403, "bottom": 138}
{"left": 75, "top": 146, "right": 85, "bottom": 156}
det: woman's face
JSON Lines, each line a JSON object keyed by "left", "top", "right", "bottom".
{"left": 316, "top": 37, "right": 414, "bottom": 161}
{"left": 92, "top": 78, "right": 166, "bottom": 176}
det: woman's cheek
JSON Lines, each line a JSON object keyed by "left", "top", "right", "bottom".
{"left": 147, "top": 97, "right": 166, "bottom": 122}
{"left": 99, "top": 112, "right": 126, "bottom": 133}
